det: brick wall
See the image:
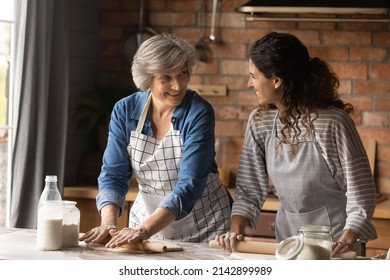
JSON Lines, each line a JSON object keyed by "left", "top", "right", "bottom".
{"left": 98, "top": 0, "right": 390, "bottom": 194}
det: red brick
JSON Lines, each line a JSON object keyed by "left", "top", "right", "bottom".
{"left": 308, "top": 46, "right": 348, "bottom": 61}
{"left": 323, "top": 31, "right": 371, "bottom": 45}
{"left": 246, "top": 20, "right": 297, "bottom": 30}
{"left": 330, "top": 63, "right": 367, "bottom": 79}
{"left": 375, "top": 98, "right": 390, "bottom": 111}
{"left": 213, "top": 43, "right": 247, "bottom": 59}
{"left": 342, "top": 96, "right": 373, "bottom": 111}
{"left": 214, "top": 106, "right": 241, "bottom": 120}
{"left": 289, "top": 31, "right": 321, "bottom": 46}
{"left": 193, "top": 59, "right": 218, "bottom": 75}
{"left": 237, "top": 90, "right": 257, "bottom": 106}
{"left": 337, "top": 22, "right": 387, "bottom": 31}
{"left": 209, "top": 76, "right": 248, "bottom": 90}
{"left": 220, "top": 60, "right": 248, "bottom": 75}
{"left": 375, "top": 32, "right": 390, "bottom": 45}
{"left": 370, "top": 64, "right": 390, "bottom": 81}
{"left": 150, "top": 12, "right": 195, "bottom": 26}
{"left": 298, "top": 22, "right": 335, "bottom": 30}
{"left": 357, "top": 128, "right": 390, "bottom": 145}
{"left": 222, "top": 29, "right": 268, "bottom": 44}
{"left": 219, "top": 12, "right": 246, "bottom": 29}
{"left": 215, "top": 121, "right": 243, "bottom": 137}
{"left": 171, "top": 28, "right": 206, "bottom": 43}
{"left": 351, "top": 47, "right": 387, "bottom": 62}
{"left": 338, "top": 80, "right": 352, "bottom": 95}
{"left": 165, "top": 0, "right": 198, "bottom": 11}
{"left": 355, "top": 81, "right": 390, "bottom": 95}
{"left": 362, "top": 112, "right": 387, "bottom": 127}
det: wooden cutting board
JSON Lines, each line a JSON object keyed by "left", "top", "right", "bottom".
{"left": 86, "top": 240, "right": 183, "bottom": 254}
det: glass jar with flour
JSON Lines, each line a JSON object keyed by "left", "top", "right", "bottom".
{"left": 62, "top": 200, "right": 80, "bottom": 247}
{"left": 276, "top": 225, "right": 332, "bottom": 260}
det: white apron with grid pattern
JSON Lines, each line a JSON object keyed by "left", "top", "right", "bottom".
{"left": 127, "top": 93, "right": 231, "bottom": 242}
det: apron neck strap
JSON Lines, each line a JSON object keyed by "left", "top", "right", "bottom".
{"left": 136, "top": 93, "right": 152, "bottom": 133}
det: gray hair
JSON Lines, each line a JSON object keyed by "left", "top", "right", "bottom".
{"left": 131, "top": 33, "right": 199, "bottom": 91}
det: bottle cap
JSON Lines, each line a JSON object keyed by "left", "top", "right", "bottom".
{"left": 45, "top": 175, "right": 58, "bottom": 182}
{"left": 275, "top": 235, "right": 304, "bottom": 260}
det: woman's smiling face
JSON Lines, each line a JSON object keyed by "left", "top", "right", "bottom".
{"left": 150, "top": 66, "right": 190, "bottom": 109}
{"left": 248, "top": 59, "right": 283, "bottom": 109}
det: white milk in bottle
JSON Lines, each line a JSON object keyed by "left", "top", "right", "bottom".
{"left": 37, "top": 175, "right": 63, "bottom": 250}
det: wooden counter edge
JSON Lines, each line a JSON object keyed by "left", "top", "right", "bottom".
{"left": 64, "top": 186, "right": 138, "bottom": 202}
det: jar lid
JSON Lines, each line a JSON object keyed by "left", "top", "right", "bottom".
{"left": 275, "top": 236, "right": 304, "bottom": 260}
{"left": 63, "top": 200, "right": 77, "bottom": 206}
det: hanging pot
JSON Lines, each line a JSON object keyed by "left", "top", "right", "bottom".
{"left": 123, "top": 0, "right": 158, "bottom": 63}
{"left": 195, "top": 0, "right": 218, "bottom": 62}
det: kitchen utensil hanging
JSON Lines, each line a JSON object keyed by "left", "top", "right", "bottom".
{"left": 123, "top": 0, "right": 158, "bottom": 63}
{"left": 195, "top": 0, "right": 219, "bottom": 62}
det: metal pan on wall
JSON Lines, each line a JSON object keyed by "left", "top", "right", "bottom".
{"left": 123, "top": 0, "right": 158, "bottom": 64}
{"left": 195, "top": 0, "right": 219, "bottom": 62}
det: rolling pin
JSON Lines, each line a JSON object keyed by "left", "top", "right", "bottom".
{"left": 209, "top": 239, "right": 278, "bottom": 255}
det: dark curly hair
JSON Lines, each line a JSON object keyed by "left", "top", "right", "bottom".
{"left": 249, "top": 31, "right": 353, "bottom": 144}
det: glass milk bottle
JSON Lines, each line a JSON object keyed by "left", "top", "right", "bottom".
{"left": 37, "top": 175, "right": 63, "bottom": 250}
{"left": 62, "top": 200, "right": 80, "bottom": 247}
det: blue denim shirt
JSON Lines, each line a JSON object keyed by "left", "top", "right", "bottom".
{"left": 96, "top": 89, "right": 221, "bottom": 220}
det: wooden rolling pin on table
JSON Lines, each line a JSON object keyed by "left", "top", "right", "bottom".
{"left": 209, "top": 239, "right": 278, "bottom": 255}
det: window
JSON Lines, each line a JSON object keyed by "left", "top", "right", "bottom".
{"left": 0, "top": 0, "right": 14, "bottom": 227}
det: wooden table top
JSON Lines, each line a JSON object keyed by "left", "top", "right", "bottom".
{"left": 0, "top": 227, "right": 277, "bottom": 260}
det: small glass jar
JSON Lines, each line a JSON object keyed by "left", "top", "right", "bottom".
{"left": 62, "top": 200, "right": 80, "bottom": 248}
{"left": 276, "top": 225, "right": 332, "bottom": 260}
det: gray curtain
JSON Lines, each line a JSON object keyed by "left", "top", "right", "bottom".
{"left": 9, "top": 0, "right": 69, "bottom": 229}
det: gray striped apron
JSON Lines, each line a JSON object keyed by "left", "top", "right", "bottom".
{"left": 266, "top": 112, "right": 347, "bottom": 243}
{"left": 127, "top": 93, "right": 231, "bottom": 242}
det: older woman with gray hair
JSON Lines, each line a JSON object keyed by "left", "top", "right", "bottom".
{"left": 80, "top": 33, "right": 232, "bottom": 247}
